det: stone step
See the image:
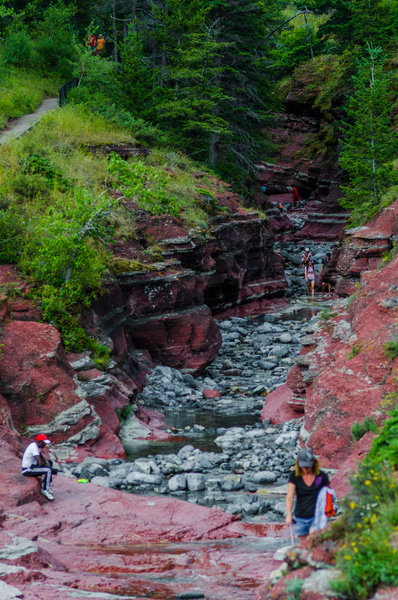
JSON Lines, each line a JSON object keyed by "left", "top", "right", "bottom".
{"left": 287, "top": 396, "right": 306, "bottom": 413}
{"left": 306, "top": 217, "right": 349, "bottom": 225}
{"left": 308, "top": 212, "right": 350, "bottom": 219}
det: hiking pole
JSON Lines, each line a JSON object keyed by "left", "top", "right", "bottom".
{"left": 289, "top": 523, "right": 295, "bottom": 545}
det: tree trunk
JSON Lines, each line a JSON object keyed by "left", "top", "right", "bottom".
{"left": 112, "top": 0, "right": 118, "bottom": 65}
{"left": 131, "top": 0, "right": 137, "bottom": 21}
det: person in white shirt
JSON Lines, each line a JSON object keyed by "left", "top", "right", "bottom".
{"left": 21, "top": 434, "right": 54, "bottom": 500}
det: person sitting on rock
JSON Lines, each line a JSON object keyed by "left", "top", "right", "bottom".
{"left": 21, "top": 434, "right": 55, "bottom": 501}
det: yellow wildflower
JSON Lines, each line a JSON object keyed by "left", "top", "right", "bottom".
{"left": 350, "top": 501, "right": 356, "bottom": 509}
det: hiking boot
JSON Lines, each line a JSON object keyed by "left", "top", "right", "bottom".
{"left": 41, "top": 489, "right": 54, "bottom": 501}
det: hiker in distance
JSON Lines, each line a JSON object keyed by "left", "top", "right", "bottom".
{"left": 304, "top": 258, "right": 316, "bottom": 300}
{"left": 321, "top": 252, "right": 332, "bottom": 297}
{"left": 301, "top": 247, "right": 311, "bottom": 268}
{"left": 21, "top": 434, "right": 56, "bottom": 500}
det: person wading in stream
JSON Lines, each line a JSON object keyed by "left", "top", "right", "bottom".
{"left": 21, "top": 434, "right": 55, "bottom": 500}
{"left": 304, "top": 258, "right": 316, "bottom": 300}
{"left": 285, "top": 448, "right": 330, "bottom": 545}
{"left": 321, "top": 252, "right": 332, "bottom": 297}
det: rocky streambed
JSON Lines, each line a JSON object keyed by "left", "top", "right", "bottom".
{"left": 67, "top": 305, "right": 331, "bottom": 522}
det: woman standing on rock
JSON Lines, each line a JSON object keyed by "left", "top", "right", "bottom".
{"left": 285, "top": 448, "right": 329, "bottom": 543}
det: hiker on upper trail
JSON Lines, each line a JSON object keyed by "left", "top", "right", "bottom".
{"left": 292, "top": 186, "right": 299, "bottom": 208}
{"left": 305, "top": 258, "right": 316, "bottom": 300}
{"left": 96, "top": 34, "right": 105, "bottom": 55}
{"left": 321, "top": 252, "right": 332, "bottom": 297}
{"left": 285, "top": 448, "right": 330, "bottom": 545}
{"left": 86, "top": 34, "right": 97, "bottom": 54}
{"left": 21, "top": 434, "right": 55, "bottom": 501}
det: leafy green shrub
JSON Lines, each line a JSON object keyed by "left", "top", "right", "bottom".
{"left": 116, "top": 403, "right": 135, "bottom": 424}
{"left": 381, "top": 243, "right": 398, "bottom": 265}
{"left": 16, "top": 187, "right": 115, "bottom": 351}
{"left": 348, "top": 343, "right": 362, "bottom": 359}
{"left": 22, "top": 154, "right": 70, "bottom": 192}
{"left": 88, "top": 339, "right": 110, "bottom": 369}
{"left": 351, "top": 416, "right": 378, "bottom": 441}
{"left": 331, "top": 461, "right": 398, "bottom": 599}
{"left": 367, "top": 407, "right": 398, "bottom": 467}
{"left": 1, "top": 30, "right": 32, "bottom": 68}
{"left": 34, "top": 35, "right": 74, "bottom": 79}
{"left": 0, "top": 208, "right": 26, "bottom": 263}
{"left": 9, "top": 173, "right": 53, "bottom": 200}
{"left": 108, "top": 153, "right": 184, "bottom": 218}
{"left": 319, "top": 308, "right": 338, "bottom": 321}
{"left": 383, "top": 338, "right": 398, "bottom": 360}
{"left": 284, "top": 576, "right": 303, "bottom": 600}
{"left": 32, "top": 1, "right": 76, "bottom": 78}
{"left": 0, "top": 282, "right": 23, "bottom": 299}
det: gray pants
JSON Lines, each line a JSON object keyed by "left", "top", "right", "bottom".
{"left": 22, "top": 464, "right": 52, "bottom": 490}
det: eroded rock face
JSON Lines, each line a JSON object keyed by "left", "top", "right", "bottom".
{"left": 92, "top": 209, "right": 287, "bottom": 373}
{"left": 255, "top": 110, "right": 347, "bottom": 244}
{"left": 334, "top": 199, "right": 398, "bottom": 296}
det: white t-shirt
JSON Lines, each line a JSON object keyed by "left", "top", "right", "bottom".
{"left": 22, "top": 442, "right": 40, "bottom": 469}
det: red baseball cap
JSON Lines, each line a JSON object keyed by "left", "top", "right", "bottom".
{"left": 36, "top": 434, "right": 51, "bottom": 444}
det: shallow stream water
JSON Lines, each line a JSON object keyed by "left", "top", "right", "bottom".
{"left": 123, "top": 303, "right": 322, "bottom": 461}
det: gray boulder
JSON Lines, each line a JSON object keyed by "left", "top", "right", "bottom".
{"left": 91, "top": 476, "right": 111, "bottom": 487}
{"left": 126, "top": 472, "right": 163, "bottom": 486}
{"left": 186, "top": 473, "right": 205, "bottom": 492}
{"left": 252, "top": 471, "right": 277, "bottom": 484}
{"left": 221, "top": 475, "right": 244, "bottom": 491}
{"left": 168, "top": 474, "right": 187, "bottom": 491}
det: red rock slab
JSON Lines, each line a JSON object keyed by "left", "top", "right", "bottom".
{"left": 261, "top": 383, "right": 302, "bottom": 424}
{"left": 1, "top": 476, "right": 287, "bottom": 600}
{"left": 5, "top": 476, "right": 240, "bottom": 546}
{"left": 0, "top": 537, "right": 282, "bottom": 600}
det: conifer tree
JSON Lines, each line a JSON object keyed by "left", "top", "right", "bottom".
{"left": 201, "top": 0, "right": 280, "bottom": 182}
{"left": 118, "top": 26, "right": 158, "bottom": 118}
{"left": 339, "top": 46, "right": 398, "bottom": 223}
{"left": 305, "top": 0, "right": 396, "bottom": 50}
